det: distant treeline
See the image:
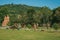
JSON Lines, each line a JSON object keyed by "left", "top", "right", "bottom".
{"left": 0, "top": 4, "right": 60, "bottom": 28}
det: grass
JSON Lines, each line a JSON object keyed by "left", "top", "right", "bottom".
{"left": 0, "top": 29, "right": 60, "bottom": 40}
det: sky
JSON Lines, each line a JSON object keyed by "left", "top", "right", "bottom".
{"left": 0, "top": 0, "right": 60, "bottom": 9}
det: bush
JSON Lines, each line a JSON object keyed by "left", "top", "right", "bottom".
{"left": 27, "top": 24, "right": 32, "bottom": 28}
{"left": 52, "top": 23, "right": 59, "bottom": 30}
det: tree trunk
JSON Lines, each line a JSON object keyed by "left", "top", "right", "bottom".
{"left": 21, "top": 23, "right": 26, "bottom": 28}
{"left": 46, "top": 23, "right": 50, "bottom": 29}
{"left": 32, "top": 23, "right": 37, "bottom": 31}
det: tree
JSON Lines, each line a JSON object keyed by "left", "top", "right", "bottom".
{"left": 40, "top": 7, "right": 52, "bottom": 29}
{"left": 27, "top": 9, "right": 37, "bottom": 30}
{"left": 51, "top": 7, "right": 60, "bottom": 27}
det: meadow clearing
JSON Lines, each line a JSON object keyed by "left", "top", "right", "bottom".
{"left": 0, "top": 29, "right": 60, "bottom": 40}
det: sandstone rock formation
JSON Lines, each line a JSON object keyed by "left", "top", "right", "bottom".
{"left": 2, "top": 15, "right": 9, "bottom": 27}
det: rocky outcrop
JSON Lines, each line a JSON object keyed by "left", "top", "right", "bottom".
{"left": 2, "top": 15, "right": 9, "bottom": 27}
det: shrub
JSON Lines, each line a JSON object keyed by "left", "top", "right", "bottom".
{"left": 27, "top": 24, "right": 32, "bottom": 28}
{"left": 52, "top": 23, "right": 59, "bottom": 30}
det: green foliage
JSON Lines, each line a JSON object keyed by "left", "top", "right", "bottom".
{"left": 27, "top": 9, "right": 36, "bottom": 24}
{"left": 0, "top": 4, "right": 60, "bottom": 27}
{"left": 51, "top": 7, "right": 60, "bottom": 27}
{"left": 52, "top": 23, "right": 59, "bottom": 30}
{"left": 27, "top": 24, "right": 32, "bottom": 28}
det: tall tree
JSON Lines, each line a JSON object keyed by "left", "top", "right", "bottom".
{"left": 40, "top": 7, "right": 52, "bottom": 28}
{"left": 51, "top": 7, "right": 60, "bottom": 27}
{"left": 27, "top": 9, "right": 37, "bottom": 30}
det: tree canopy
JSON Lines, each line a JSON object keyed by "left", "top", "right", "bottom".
{"left": 0, "top": 4, "right": 60, "bottom": 28}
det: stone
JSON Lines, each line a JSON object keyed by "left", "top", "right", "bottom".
{"left": 2, "top": 15, "right": 9, "bottom": 27}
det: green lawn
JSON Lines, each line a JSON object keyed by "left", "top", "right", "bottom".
{"left": 0, "top": 29, "right": 60, "bottom": 40}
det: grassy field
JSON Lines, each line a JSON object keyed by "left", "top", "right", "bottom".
{"left": 0, "top": 29, "right": 60, "bottom": 40}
